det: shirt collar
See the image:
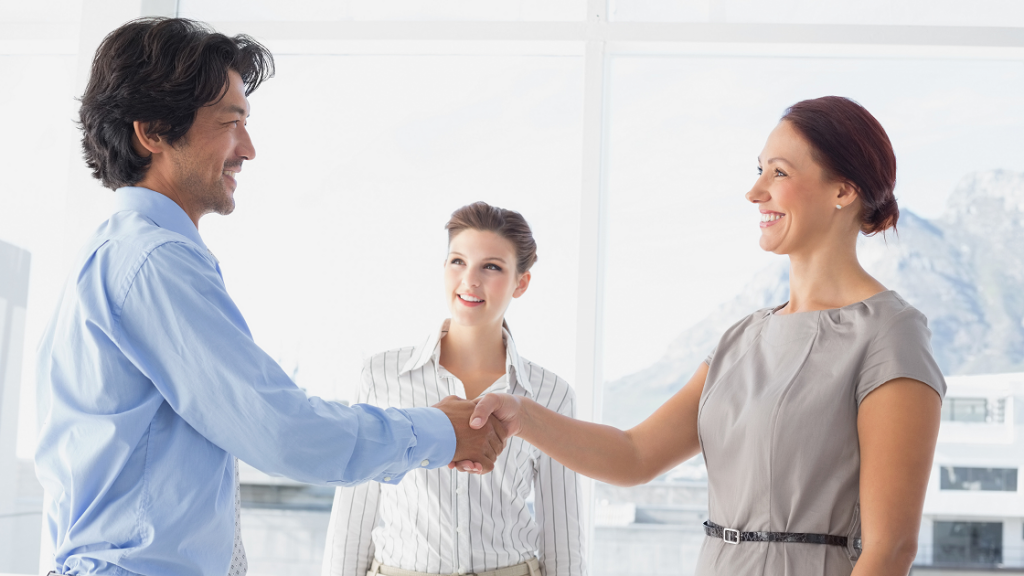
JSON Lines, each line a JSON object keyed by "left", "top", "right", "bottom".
{"left": 401, "top": 319, "right": 534, "bottom": 397}
{"left": 114, "top": 187, "right": 212, "bottom": 257}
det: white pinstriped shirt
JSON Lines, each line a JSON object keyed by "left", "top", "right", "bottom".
{"left": 322, "top": 321, "right": 586, "bottom": 576}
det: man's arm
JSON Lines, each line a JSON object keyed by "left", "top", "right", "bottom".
{"left": 117, "top": 241, "right": 504, "bottom": 483}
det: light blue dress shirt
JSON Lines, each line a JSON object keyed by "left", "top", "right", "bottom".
{"left": 34, "top": 187, "right": 456, "bottom": 576}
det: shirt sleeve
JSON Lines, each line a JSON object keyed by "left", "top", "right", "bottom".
{"left": 116, "top": 241, "right": 455, "bottom": 485}
{"left": 856, "top": 306, "right": 947, "bottom": 406}
{"left": 323, "top": 361, "right": 383, "bottom": 576}
{"left": 534, "top": 380, "right": 587, "bottom": 576}
{"left": 705, "top": 346, "right": 717, "bottom": 367}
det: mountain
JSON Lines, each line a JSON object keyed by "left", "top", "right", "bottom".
{"left": 603, "top": 170, "right": 1024, "bottom": 429}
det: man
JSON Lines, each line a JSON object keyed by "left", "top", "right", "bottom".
{"left": 35, "top": 18, "right": 504, "bottom": 576}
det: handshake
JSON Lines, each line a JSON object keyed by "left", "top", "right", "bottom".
{"left": 433, "top": 393, "right": 524, "bottom": 474}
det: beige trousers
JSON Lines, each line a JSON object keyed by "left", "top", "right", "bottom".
{"left": 366, "top": 557, "right": 541, "bottom": 576}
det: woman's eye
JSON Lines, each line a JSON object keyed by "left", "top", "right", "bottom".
{"left": 450, "top": 258, "right": 464, "bottom": 265}
{"left": 757, "top": 166, "right": 763, "bottom": 176}
{"left": 775, "top": 168, "right": 786, "bottom": 177}
{"left": 485, "top": 263, "right": 502, "bottom": 271}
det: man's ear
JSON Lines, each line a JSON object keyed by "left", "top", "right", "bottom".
{"left": 512, "top": 271, "right": 531, "bottom": 298}
{"left": 132, "top": 120, "right": 165, "bottom": 157}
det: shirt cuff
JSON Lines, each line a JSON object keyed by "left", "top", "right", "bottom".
{"left": 375, "top": 406, "right": 456, "bottom": 485}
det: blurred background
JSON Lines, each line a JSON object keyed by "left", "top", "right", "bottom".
{"left": 2, "top": 1, "right": 1024, "bottom": 574}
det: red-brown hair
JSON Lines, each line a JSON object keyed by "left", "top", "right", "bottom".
{"left": 445, "top": 202, "right": 538, "bottom": 274}
{"left": 782, "top": 96, "right": 899, "bottom": 235}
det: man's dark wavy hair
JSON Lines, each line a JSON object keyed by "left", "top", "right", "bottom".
{"left": 79, "top": 17, "right": 274, "bottom": 190}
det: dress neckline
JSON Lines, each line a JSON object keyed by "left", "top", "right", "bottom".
{"left": 769, "top": 289, "right": 895, "bottom": 317}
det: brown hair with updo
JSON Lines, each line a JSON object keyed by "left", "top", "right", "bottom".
{"left": 782, "top": 96, "right": 899, "bottom": 235}
{"left": 445, "top": 202, "right": 538, "bottom": 274}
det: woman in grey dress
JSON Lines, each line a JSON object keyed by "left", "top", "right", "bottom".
{"left": 465, "top": 96, "right": 946, "bottom": 576}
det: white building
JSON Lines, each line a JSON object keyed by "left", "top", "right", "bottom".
{"left": 915, "top": 372, "right": 1024, "bottom": 572}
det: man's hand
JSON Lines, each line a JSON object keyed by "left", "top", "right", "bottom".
{"left": 433, "top": 395, "right": 508, "bottom": 474}
{"left": 450, "top": 393, "right": 526, "bottom": 473}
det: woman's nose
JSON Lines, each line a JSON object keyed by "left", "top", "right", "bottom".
{"left": 746, "top": 178, "right": 769, "bottom": 204}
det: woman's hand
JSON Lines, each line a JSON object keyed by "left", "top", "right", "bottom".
{"left": 470, "top": 393, "right": 525, "bottom": 436}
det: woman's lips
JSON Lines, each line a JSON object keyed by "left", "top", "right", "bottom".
{"left": 457, "top": 294, "right": 484, "bottom": 307}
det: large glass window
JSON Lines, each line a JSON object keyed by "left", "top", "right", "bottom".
{"left": 6, "top": 2, "right": 1024, "bottom": 575}
{"left": 179, "top": 48, "right": 585, "bottom": 576}
{"left": 200, "top": 52, "right": 584, "bottom": 406}
{"left": 934, "top": 521, "right": 1003, "bottom": 565}
{"left": 598, "top": 52, "right": 1024, "bottom": 574}
{"left": 1, "top": 52, "right": 81, "bottom": 456}
{"left": 602, "top": 53, "right": 1024, "bottom": 426}
{"left": 941, "top": 467, "right": 1018, "bottom": 492}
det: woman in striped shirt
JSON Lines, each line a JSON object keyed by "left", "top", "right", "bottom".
{"left": 322, "top": 202, "right": 586, "bottom": 576}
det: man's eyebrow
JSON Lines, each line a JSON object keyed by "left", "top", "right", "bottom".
{"left": 222, "top": 104, "right": 249, "bottom": 117}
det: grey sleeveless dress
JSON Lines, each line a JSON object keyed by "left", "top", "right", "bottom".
{"left": 697, "top": 291, "right": 945, "bottom": 575}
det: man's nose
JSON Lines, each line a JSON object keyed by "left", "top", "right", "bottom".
{"left": 238, "top": 125, "right": 256, "bottom": 161}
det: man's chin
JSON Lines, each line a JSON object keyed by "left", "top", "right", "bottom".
{"left": 214, "top": 199, "right": 235, "bottom": 216}
{"left": 211, "top": 185, "right": 235, "bottom": 216}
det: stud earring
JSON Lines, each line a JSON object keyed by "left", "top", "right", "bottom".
{"left": 836, "top": 204, "right": 842, "bottom": 210}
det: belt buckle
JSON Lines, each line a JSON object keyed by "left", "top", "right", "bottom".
{"left": 723, "top": 527, "right": 740, "bottom": 545}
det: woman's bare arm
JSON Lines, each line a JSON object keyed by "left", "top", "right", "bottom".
{"left": 852, "top": 378, "right": 941, "bottom": 575}
{"left": 468, "top": 362, "right": 708, "bottom": 486}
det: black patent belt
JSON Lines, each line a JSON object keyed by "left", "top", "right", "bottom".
{"left": 703, "top": 520, "right": 862, "bottom": 552}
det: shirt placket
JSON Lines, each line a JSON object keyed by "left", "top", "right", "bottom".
{"left": 437, "top": 355, "right": 514, "bottom": 576}
{"left": 441, "top": 370, "right": 472, "bottom": 576}
{"left": 454, "top": 461, "right": 472, "bottom": 575}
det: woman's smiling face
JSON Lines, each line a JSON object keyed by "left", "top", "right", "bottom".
{"left": 745, "top": 120, "right": 856, "bottom": 255}
{"left": 444, "top": 228, "right": 530, "bottom": 329}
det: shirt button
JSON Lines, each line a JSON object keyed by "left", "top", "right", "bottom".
{"left": 457, "top": 525, "right": 465, "bottom": 534}
{"left": 458, "top": 569, "right": 466, "bottom": 575}
{"left": 421, "top": 459, "right": 430, "bottom": 467}
{"left": 383, "top": 476, "right": 392, "bottom": 482}
{"left": 456, "top": 487, "right": 467, "bottom": 496}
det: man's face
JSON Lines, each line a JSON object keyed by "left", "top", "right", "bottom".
{"left": 169, "top": 69, "right": 254, "bottom": 217}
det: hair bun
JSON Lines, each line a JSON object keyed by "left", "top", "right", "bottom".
{"left": 862, "top": 192, "right": 899, "bottom": 235}
{"left": 783, "top": 96, "right": 899, "bottom": 237}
